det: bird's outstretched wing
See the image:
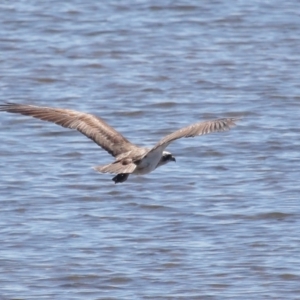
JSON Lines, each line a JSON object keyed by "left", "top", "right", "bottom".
{"left": 150, "top": 118, "right": 238, "bottom": 153}
{"left": 0, "top": 103, "right": 138, "bottom": 158}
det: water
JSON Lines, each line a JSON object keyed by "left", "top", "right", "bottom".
{"left": 1, "top": 1, "right": 300, "bottom": 299}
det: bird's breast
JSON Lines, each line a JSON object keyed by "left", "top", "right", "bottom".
{"left": 134, "top": 150, "right": 162, "bottom": 175}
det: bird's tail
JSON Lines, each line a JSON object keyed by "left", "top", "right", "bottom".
{"left": 93, "top": 161, "right": 136, "bottom": 174}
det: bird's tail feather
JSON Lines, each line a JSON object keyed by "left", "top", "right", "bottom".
{"left": 93, "top": 162, "right": 136, "bottom": 174}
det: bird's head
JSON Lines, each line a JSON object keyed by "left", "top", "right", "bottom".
{"left": 156, "top": 151, "right": 176, "bottom": 168}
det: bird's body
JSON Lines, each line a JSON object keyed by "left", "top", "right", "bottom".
{"left": 0, "top": 103, "right": 238, "bottom": 183}
{"left": 133, "top": 149, "right": 160, "bottom": 175}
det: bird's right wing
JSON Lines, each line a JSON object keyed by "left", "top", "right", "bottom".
{"left": 150, "top": 118, "right": 238, "bottom": 153}
{"left": 0, "top": 103, "right": 139, "bottom": 158}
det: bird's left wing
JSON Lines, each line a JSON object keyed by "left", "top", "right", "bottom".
{"left": 0, "top": 103, "right": 139, "bottom": 158}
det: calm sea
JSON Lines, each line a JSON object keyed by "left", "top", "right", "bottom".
{"left": 1, "top": 1, "right": 300, "bottom": 299}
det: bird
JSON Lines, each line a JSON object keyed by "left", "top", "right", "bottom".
{"left": 0, "top": 103, "right": 238, "bottom": 183}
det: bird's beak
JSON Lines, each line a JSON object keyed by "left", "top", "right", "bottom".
{"left": 171, "top": 156, "right": 176, "bottom": 162}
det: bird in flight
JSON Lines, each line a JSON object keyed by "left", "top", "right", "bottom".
{"left": 0, "top": 103, "right": 238, "bottom": 183}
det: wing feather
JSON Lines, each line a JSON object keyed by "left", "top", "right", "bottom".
{"left": 151, "top": 118, "right": 238, "bottom": 152}
{"left": 0, "top": 103, "right": 138, "bottom": 157}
